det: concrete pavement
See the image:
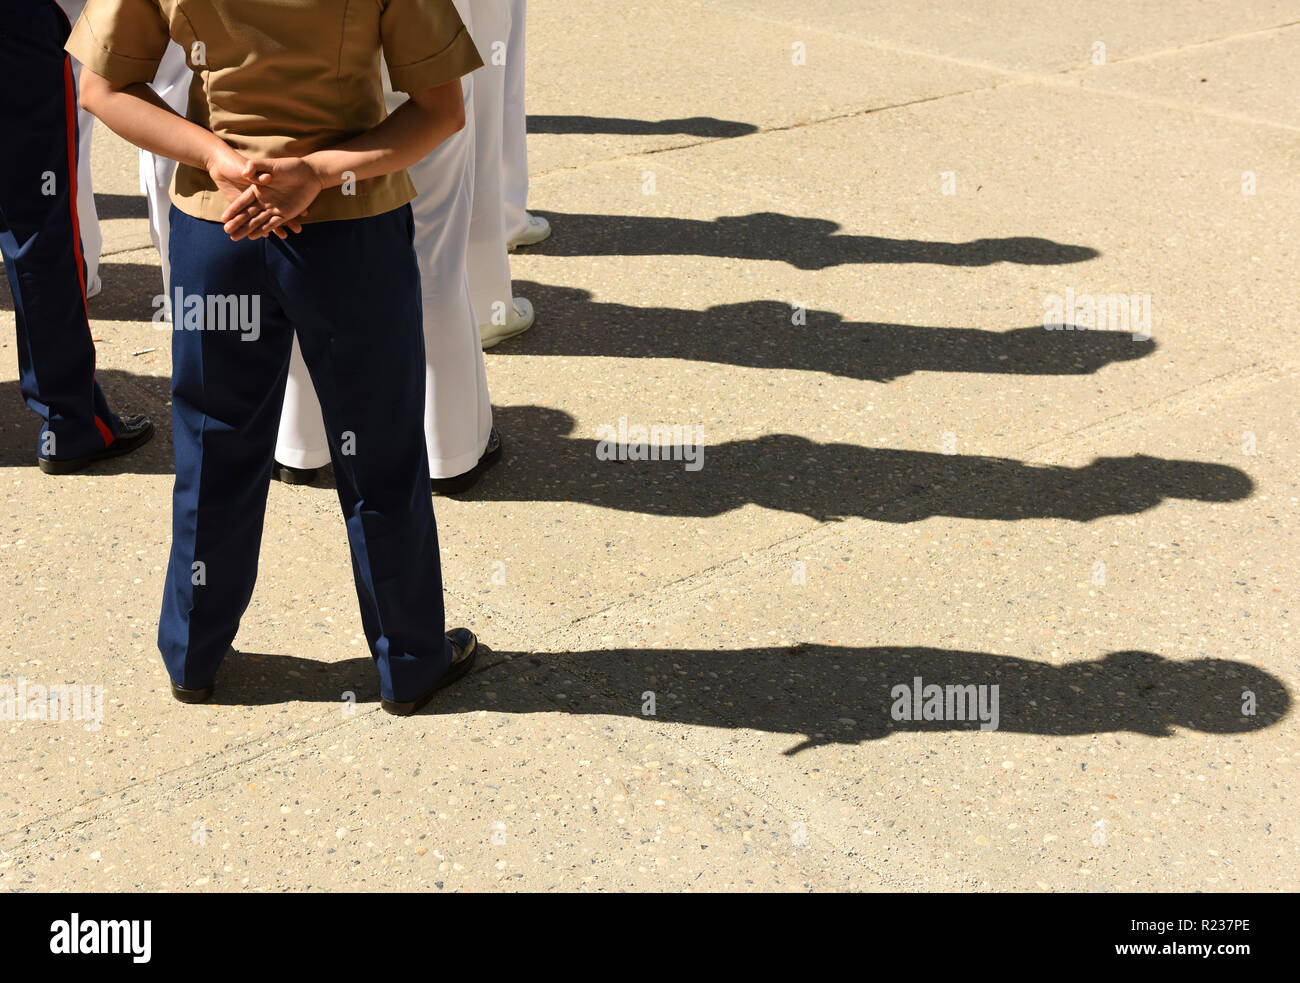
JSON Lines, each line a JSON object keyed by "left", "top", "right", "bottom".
{"left": 1, "top": 0, "right": 1296, "bottom": 891}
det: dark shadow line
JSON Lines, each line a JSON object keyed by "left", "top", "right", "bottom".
{"left": 527, "top": 114, "right": 759, "bottom": 138}
{"left": 203, "top": 645, "right": 1290, "bottom": 755}
{"left": 506, "top": 279, "right": 1155, "bottom": 382}
{"left": 524, "top": 210, "right": 1101, "bottom": 269}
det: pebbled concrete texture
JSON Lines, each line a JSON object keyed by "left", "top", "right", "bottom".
{"left": 1, "top": 1, "right": 1296, "bottom": 891}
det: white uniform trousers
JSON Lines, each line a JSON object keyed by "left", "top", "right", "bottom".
{"left": 275, "top": 3, "right": 492, "bottom": 479}
{"left": 465, "top": 0, "right": 514, "bottom": 330}
{"left": 138, "top": 41, "right": 190, "bottom": 311}
{"left": 500, "top": 0, "right": 530, "bottom": 243}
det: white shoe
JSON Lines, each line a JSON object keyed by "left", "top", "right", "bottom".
{"left": 480, "top": 297, "right": 535, "bottom": 350}
{"left": 507, "top": 213, "right": 551, "bottom": 251}
{"left": 84, "top": 274, "right": 102, "bottom": 299}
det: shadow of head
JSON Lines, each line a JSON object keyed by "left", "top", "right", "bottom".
{"left": 965, "top": 236, "right": 1100, "bottom": 265}
{"left": 1091, "top": 455, "right": 1255, "bottom": 503}
{"left": 1101, "top": 651, "right": 1289, "bottom": 734}
{"left": 492, "top": 403, "right": 580, "bottom": 441}
{"left": 1001, "top": 325, "right": 1156, "bottom": 369}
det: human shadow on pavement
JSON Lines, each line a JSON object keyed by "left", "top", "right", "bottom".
{"left": 525, "top": 211, "right": 1100, "bottom": 269}
{"left": 472, "top": 405, "right": 1252, "bottom": 523}
{"left": 214, "top": 646, "right": 1289, "bottom": 755}
{"left": 0, "top": 370, "right": 172, "bottom": 472}
{"left": 527, "top": 114, "right": 758, "bottom": 138}
{"left": 507, "top": 281, "right": 1154, "bottom": 380}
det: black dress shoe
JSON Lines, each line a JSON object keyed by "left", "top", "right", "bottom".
{"left": 381, "top": 628, "right": 479, "bottom": 716}
{"left": 171, "top": 681, "right": 214, "bottom": 704}
{"left": 430, "top": 428, "right": 502, "bottom": 495}
{"left": 272, "top": 460, "right": 321, "bottom": 484}
{"left": 38, "top": 414, "right": 154, "bottom": 474}
{"left": 168, "top": 646, "right": 233, "bottom": 704}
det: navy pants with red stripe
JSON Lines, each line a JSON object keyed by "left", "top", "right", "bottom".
{"left": 0, "top": 0, "right": 121, "bottom": 461}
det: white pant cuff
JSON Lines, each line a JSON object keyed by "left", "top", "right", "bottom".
{"left": 276, "top": 445, "right": 331, "bottom": 470}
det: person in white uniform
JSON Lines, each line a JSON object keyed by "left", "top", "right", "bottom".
{"left": 467, "top": 0, "right": 534, "bottom": 349}
{"left": 58, "top": 0, "right": 186, "bottom": 314}
{"left": 500, "top": 0, "right": 549, "bottom": 253}
{"left": 56, "top": 0, "right": 188, "bottom": 305}
{"left": 273, "top": 0, "right": 500, "bottom": 492}
{"left": 137, "top": 39, "right": 189, "bottom": 317}
{"left": 54, "top": 0, "right": 102, "bottom": 298}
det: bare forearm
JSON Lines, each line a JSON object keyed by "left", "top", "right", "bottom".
{"left": 78, "top": 70, "right": 228, "bottom": 171}
{"left": 305, "top": 82, "right": 465, "bottom": 189}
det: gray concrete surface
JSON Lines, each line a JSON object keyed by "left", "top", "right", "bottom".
{"left": 1, "top": 0, "right": 1297, "bottom": 891}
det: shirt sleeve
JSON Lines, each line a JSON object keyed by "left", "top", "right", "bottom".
{"left": 65, "top": 0, "right": 171, "bottom": 86}
{"left": 381, "top": 0, "right": 484, "bottom": 93}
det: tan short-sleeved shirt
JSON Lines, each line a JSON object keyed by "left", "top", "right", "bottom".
{"left": 66, "top": 0, "right": 483, "bottom": 223}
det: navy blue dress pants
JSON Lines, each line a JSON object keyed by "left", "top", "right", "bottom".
{"left": 158, "top": 204, "right": 452, "bottom": 703}
{"left": 0, "top": 0, "right": 122, "bottom": 461}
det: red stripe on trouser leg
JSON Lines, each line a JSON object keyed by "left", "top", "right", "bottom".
{"left": 62, "top": 54, "right": 112, "bottom": 447}
{"left": 93, "top": 415, "right": 114, "bottom": 444}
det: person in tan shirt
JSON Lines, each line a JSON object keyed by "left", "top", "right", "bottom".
{"left": 69, "top": 0, "right": 485, "bottom": 715}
